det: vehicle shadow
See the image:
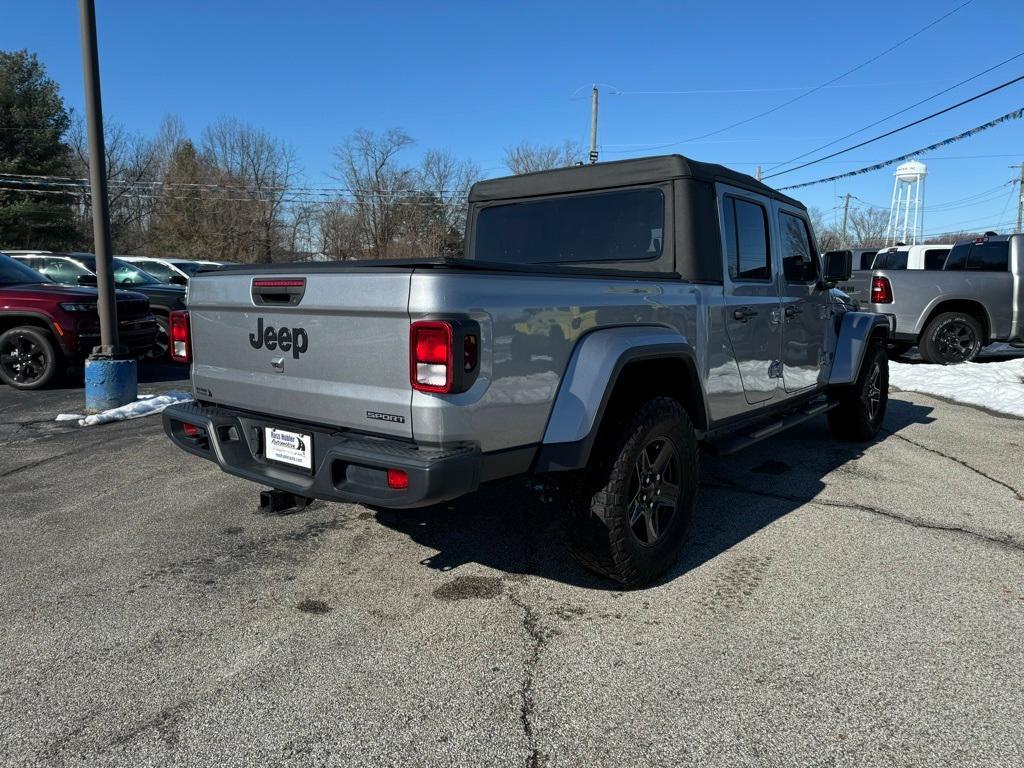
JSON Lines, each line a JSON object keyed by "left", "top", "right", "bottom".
{"left": 138, "top": 361, "right": 190, "bottom": 384}
{"left": 894, "top": 345, "right": 1024, "bottom": 365}
{"left": 373, "top": 397, "right": 936, "bottom": 590}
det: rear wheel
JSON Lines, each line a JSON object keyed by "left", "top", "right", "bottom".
{"left": 919, "top": 312, "right": 983, "bottom": 364}
{"left": 562, "top": 396, "right": 698, "bottom": 588}
{"left": 0, "top": 326, "right": 60, "bottom": 390}
{"left": 144, "top": 315, "right": 170, "bottom": 361}
{"left": 828, "top": 339, "right": 888, "bottom": 442}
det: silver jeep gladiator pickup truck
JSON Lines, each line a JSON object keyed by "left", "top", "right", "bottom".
{"left": 844, "top": 233, "right": 1024, "bottom": 363}
{"left": 163, "top": 155, "right": 890, "bottom": 586}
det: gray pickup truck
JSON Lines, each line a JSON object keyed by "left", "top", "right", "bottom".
{"left": 163, "top": 155, "right": 891, "bottom": 586}
{"left": 843, "top": 233, "right": 1024, "bottom": 363}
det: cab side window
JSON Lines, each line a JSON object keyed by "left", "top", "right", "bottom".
{"left": 779, "top": 211, "right": 818, "bottom": 283}
{"left": 722, "top": 196, "right": 771, "bottom": 281}
{"left": 138, "top": 260, "right": 175, "bottom": 282}
{"left": 945, "top": 240, "right": 1009, "bottom": 271}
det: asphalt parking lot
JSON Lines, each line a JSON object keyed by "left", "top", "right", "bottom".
{"left": 1, "top": 371, "right": 1022, "bottom": 767}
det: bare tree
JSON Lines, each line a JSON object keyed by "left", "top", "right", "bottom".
{"left": 847, "top": 206, "right": 889, "bottom": 247}
{"left": 319, "top": 201, "right": 362, "bottom": 260}
{"left": 331, "top": 128, "right": 414, "bottom": 259}
{"left": 407, "top": 149, "right": 481, "bottom": 256}
{"left": 69, "top": 117, "right": 158, "bottom": 252}
{"left": 808, "top": 207, "right": 841, "bottom": 251}
{"left": 503, "top": 139, "right": 583, "bottom": 175}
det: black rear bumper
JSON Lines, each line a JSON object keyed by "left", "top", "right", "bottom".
{"left": 163, "top": 402, "right": 481, "bottom": 509}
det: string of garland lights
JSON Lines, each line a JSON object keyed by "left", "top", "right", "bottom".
{"left": 777, "top": 107, "right": 1024, "bottom": 191}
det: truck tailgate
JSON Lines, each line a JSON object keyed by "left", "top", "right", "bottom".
{"left": 187, "top": 269, "right": 413, "bottom": 438}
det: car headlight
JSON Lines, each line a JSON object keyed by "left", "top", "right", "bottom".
{"left": 60, "top": 302, "right": 98, "bottom": 313}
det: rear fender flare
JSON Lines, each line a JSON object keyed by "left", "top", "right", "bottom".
{"left": 829, "top": 311, "right": 889, "bottom": 386}
{"left": 534, "top": 326, "right": 701, "bottom": 472}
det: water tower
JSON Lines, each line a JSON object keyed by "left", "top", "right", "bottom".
{"left": 885, "top": 161, "right": 927, "bottom": 246}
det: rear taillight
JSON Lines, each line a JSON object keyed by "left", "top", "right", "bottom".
{"left": 183, "top": 423, "right": 204, "bottom": 438}
{"left": 871, "top": 276, "right": 893, "bottom": 304}
{"left": 409, "top": 319, "right": 481, "bottom": 394}
{"left": 169, "top": 310, "right": 191, "bottom": 362}
{"left": 411, "top": 321, "right": 453, "bottom": 393}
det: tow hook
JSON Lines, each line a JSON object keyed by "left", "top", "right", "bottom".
{"left": 259, "top": 489, "right": 314, "bottom": 515}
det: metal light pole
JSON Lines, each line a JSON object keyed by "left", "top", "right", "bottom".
{"left": 78, "top": 0, "right": 137, "bottom": 410}
{"left": 588, "top": 86, "right": 599, "bottom": 164}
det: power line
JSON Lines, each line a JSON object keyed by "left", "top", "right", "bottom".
{"left": 0, "top": 183, "right": 469, "bottom": 208}
{"left": 777, "top": 107, "right": 1024, "bottom": 190}
{"left": 0, "top": 172, "right": 472, "bottom": 198}
{"left": 762, "top": 73, "right": 1024, "bottom": 180}
{"left": 608, "top": 78, "right": 959, "bottom": 96}
{"left": 601, "top": 0, "right": 976, "bottom": 154}
{"left": 764, "top": 51, "right": 1024, "bottom": 174}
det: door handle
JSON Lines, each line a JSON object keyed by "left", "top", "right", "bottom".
{"left": 733, "top": 307, "right": 758, "bottom": 322}
{"left": 785, "top": 305, "right": 803, "bottom": 318}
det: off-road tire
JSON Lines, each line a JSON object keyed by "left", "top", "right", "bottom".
{"left": 919, "top": 312, "right": 983, "bottom": 364}
{"left": 0, "top": 326, "right": 60, "bottom": 390}
{"left": 562, "top": 397, "right": 698, "bottom": 588}
{"left": 828, "top": 339, "right": 888, "bottom": 441}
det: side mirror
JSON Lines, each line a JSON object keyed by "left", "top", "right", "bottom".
{"left": 822, "top": 250, "right": 852, "bottom": 284}
{"left": 76, "top": 274, "right": 98, "bottom": 287}
{"left": 169, "top": 274, "right": 188, "bottom": 286}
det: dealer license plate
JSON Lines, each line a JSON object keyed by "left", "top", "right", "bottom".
{"left": 264, "top": 427, "right": 312, "bottom": 470}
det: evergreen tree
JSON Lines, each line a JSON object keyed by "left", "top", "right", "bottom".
{"left": 0, "top": 49, "right": 75, "bottom": 249}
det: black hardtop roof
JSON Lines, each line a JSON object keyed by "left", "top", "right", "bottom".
{"left": 468, "top": 154, "right": 805, "bottom": 209}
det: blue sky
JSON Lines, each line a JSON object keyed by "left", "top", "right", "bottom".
{"left": 3, "top": 0, "right": 1023, "bottom": 236}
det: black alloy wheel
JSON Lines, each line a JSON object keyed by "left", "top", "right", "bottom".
{"left": 627, "top": 437, "right": 681, "bottom": 547}
{"left": 934, "top": 320, "right": 978, "bottom": 364}
{"left": 0, "top": 327, "right": 59, "bottom": 390}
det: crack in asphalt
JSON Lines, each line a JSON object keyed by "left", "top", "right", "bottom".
{"left": 704, "top": 476, "right": 1024, "bottom": 554}
{"left": 507, "top": 589, "right": 546, "bottom": 768}
{"left": 0, "top": 448, "right": 81, "bottom": 479}
{"left": 881, "top": 427, "right": 1024, "bottom": 501}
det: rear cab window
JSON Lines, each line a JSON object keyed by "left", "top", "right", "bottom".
{"left": 923, "top": 249, "right": 949, "bottom": 270}
{"left": 872, "top": 250, "right": 908, "bottom": 270}
{"left": 474, "top": 187, "right": 665, "bottom": 266}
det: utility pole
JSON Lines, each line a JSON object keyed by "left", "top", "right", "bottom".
{"left": 589, "top": 86, "right": 599, "bottom": 164}
{"left": 1017, "top": 161, "right": 1024, "bottom": 232}
{"left": 841, "top": 192, "right": 852, "bottom": 245}
{"left": 78, "top": 0, "right": 136, "bottom": 410}
{"left": 754, "top": 166, "right": 762, "bottom": 181}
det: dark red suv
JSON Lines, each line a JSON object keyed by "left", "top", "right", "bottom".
{"left": 0, "top": 253, "right": 157, "bottom": 390}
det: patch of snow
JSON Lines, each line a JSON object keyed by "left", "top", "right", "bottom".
{"left": 889, "top": 358, "right": 1024, "bottom": 418}
{"left": 56, "top": 390, "right": 193, "bottom": 427}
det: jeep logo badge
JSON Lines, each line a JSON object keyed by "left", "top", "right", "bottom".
{"left": 249, "top": 317, "right": 308, "bottom": 359}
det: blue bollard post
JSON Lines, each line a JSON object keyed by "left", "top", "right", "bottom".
{"left": 84, "top": 358, "right": 138, "bottom": 413}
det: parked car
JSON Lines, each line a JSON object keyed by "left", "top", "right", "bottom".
{"left": 846, "top": 233, "right": 1024, "bottom": 363}
{"left": 163, "top": 154, "right": 890, "bottom": 587}
{"left": 118, "top": 256, "right": 223, "bottom": 285}
{"left": 10, "top": 252, "right": 186, "bottom": 360}
{"left": 0, "top": 252, "right": 156, "bottom": 389}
